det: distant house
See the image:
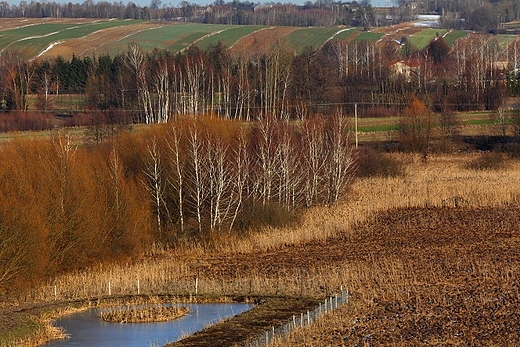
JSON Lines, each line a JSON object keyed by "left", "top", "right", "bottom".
{"left": 390, "top": 60, "right": 421, "bottom": 81}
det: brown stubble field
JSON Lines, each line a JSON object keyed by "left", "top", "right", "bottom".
{"left": 174, "top": 154, "right": 520, "bottom": 346}
{"left": 36, "top": 22, "right": 165, "bottom": 60}
{"left": 2, "top": 153, "right": 520, "bottom": 346}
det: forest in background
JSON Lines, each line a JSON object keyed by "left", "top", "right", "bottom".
{"left": 1, "top": 30, "right": 520, "bottom": 128}
{"left": 0, "top": 0, "right": 518, "bottom": 31}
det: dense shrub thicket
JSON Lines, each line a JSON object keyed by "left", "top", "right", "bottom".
{"left": 0, "top": 116, "right": 355, "bottom": 296}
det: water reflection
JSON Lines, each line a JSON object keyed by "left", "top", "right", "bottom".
{"left": 45, "top": 303, "right": 253, "bottom": 347}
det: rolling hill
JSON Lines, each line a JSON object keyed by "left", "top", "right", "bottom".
{"left": 0, "top": 18, "right": 477, "bottom": 60}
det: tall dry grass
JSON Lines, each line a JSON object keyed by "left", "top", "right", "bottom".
{"left": 17, "top": 153, "right": 520, "bottom": 306}
{"left": 225, "top": 152, "right": 520, "bottom": 253}
{"left": 3, "top": 152, "right": 519, "bottom": 347}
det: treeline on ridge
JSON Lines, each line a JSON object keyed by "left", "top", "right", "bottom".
{"left": 0, "top": 0, "right": 518, "bottom": 31}
{"left": 0, "top": 115, "right": 354, "bottom": 296}
{"left": 2, "top": 32, "right": 519, "bottom": 129}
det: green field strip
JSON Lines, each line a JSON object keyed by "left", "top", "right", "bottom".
{"left": 355, "top": 31, "right": 383, "bottom": 42}
{"left": 286, "top": 27, "right": 344, "bottom": 54}
{"left": 443, "top": 30, "right": 468, "bottom": 46}
{"left": 195, "top": 25, "right": 265, "bottom": 51}
{"left": 12, "top": 20, "right": 139, "bottom": 57}
{"left": 495, "top": 34, "right": 518, "bottom": 49}
{"left": 462, "top": 118, "right": 513, "bottom": 126}
{"left": 333, "top": 27, "right": 360, "bottom": 41}
{"left": 113, "top": 23, "right": 230, "bottom": 53}
{"left": 408, "top": 28, "right": 448, "bottom": 50}
{"left": 167, "top": 31, "right": 218, "bottom": 52}
{"left": 358, "top": 124, "right": 399, "bottom": 132}
{"left": 0, "top": 23, "right": 74, "bottom": 50}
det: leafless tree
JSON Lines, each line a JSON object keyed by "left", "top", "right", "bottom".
{"left": 186, "top": 126, "right": 209, "bottom": 234}
{"left": 153, "top": 60, "right": 172, "bottom": 123}
{"left": 324, "top": 114, "right": 355, "bottom": 205}
{"left": 143, "top": 136, "right": 168, "bottom": 233}
{"left": 124, "top": 43, "right": 153, "bottom": 123}
{"left": 166, "top": 124, "right": 186, "bottom": 234}
{"left": 254, "top": 115, "right": 279, "bottom": 205}
{"left": 228, "top": 129, "right": 251, "bottom": 231}
{"left": 206, "top": 134, "right": 234, "bottom": 231}
{"left": 299, "top": 118, "right": 328, "bottom": 207}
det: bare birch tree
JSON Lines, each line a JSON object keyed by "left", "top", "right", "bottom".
{"left": 325, "top": 114, "right": 355, "bottom": 205}
{"left": 124, "top": 43, "right": 153, "bottom": 123}
{"left": 276, "top": 122, "right": 303, "bottom": 209}
{"left": 187, "top": 126, "right": 209, "bottom": 234}
{"left": 153, "top": 60, "right": 171, "bottom": 123}
{"left": 143, "top": 136, "right": 168, "bottom": 233}
{"left": 254, "top": 115, "right": 279, "bottom": 205}
{"left": 206, "top": 134, "right": 234, "bottom": 231}
{"left": 300, "top": 118, "right": 328, "bottom": 207}
{"left": 228, "top": 129, "right": 251, "bottom": 231}
{"left": 166, "top": 124, "right": 186, "bottom": 234}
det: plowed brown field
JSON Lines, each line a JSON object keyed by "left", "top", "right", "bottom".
{"left": 263, "top": 206, "right": 520, "bottom": 347}
{"left": 230, "top": 26, "right": 300, "bottom": 57}
{"left": 163, "top": 206, "right": 520, "bottom": 346}
{"left": 37, "top": 23, "right": 164, "bottom": 60}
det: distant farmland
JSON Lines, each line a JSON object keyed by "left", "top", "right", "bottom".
{"left": 0, "top": 19, "right": 358, "bottom": 59}
{"left": 0, "top": 18, "right": 479, "bottom": 60}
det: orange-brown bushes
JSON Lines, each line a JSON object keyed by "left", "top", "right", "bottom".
{"left": 355, "top": 146, "right": 404, "bottom": 178}
{"left": 0, "top": 111, "right": 53, "bottom": 132}
{"left": 465, "top": 151, "right": 505, "bottom": 171}
{"left": 0, "top": 135, "right": 152, "bottom": 295}
{"left": 0, "top": 115, "right": 357, "bottom": 296}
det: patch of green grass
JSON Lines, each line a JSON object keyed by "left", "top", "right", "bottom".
{"left": 463, "top": 119, "right": 494, "bottom": 126}
{"left": 359, "top": 124, "right": 399, "bottom": 132}
{"left": 494, "top": 34, "right": 518, "bottom": 49}
{"left": 0, "top": 23, "right": 73, "bottom": 50}
{"left": 355, "top": 31, "right": 383, "bottom": 42}
{"left": 287, "top": 27, "right": 344, "bottom": 53}
{"left": 408, "top": 28, "right": 447, "bottom": 50}
{"left": 196, "top": 25, "right": 265, "bottom": 51}
{"left": 331, "top": 27, "right": 359, "bottom": 41}
{"left": 0, "top": 311, "right": 39, "bottom": 345}
{"left": 1, "top": 20, "right": 141, "bottom": 57}
{"left": 114, "top": 23, "right": 231, "bottom": 53}
{"left": 443, "top": 29, "right": 468, "bottom": 46}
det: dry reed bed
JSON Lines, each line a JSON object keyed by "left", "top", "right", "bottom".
{"left": 4, "top": 154, "right": 520, "bottom": 346}
{"left": 17, "top": 153, "right": 520, "bottom": 304}
{"left": 99, "top": 305, "right": 189, "bottom": 323}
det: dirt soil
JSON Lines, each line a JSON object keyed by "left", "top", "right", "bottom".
{"left": 37, "top": 23, "right": 165, "bottom": 60}
{"left": 2, "top": 206, "right": 519, "bottom": 346}
{"left": 171, "top": 206, "right": 520, "bottom": 346}
{"left": 230, "top": 27, "right": 300, "bottom": 57}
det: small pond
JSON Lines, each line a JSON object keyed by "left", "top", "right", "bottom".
{"left": 45, "top": 303, "right": 254, "bottom": 347}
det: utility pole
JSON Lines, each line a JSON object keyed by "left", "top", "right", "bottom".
{"left": 355, "top": 103, "right": 359, "bottom": 148}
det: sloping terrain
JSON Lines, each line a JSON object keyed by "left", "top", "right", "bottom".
{"left": 0, "top": 18, "right": 477, "bottom": 60}
{"left": 171, "top": 206, "right": 520, "bottom": 346}
{"left": 36, "top": 22, "right": 164, "bottom": 59}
